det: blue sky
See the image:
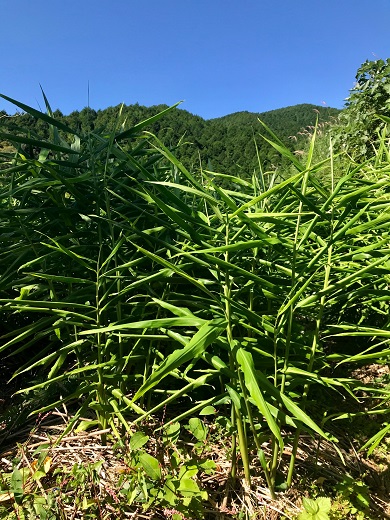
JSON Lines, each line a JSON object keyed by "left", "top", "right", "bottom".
{"left": 1, "top": 0, "right": 390, "bottom": 119}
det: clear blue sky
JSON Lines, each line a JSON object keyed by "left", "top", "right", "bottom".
{"left": 1, "top": 0, "right": 389, "bottom": 119}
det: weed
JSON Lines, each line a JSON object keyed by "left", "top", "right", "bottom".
{"left": 297, "top": 497, "right": 331, "bottom": 520}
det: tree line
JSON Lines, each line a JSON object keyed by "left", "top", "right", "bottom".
{"left": 1, "top": 102, "right": 339, "bottom": 176}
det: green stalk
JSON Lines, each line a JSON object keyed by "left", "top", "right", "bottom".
{"left": 286, "top": 243, "right": 333, "bottom": 486}
{"left": 104, "top": 113, "right": 124, "bottom": 371}
{"left": 223, "top": 216, "right": 251, "bottom": 486}
{"left": 96, "top": 248, "right": 108, "bottom": 443}
{"left": 280, "top": 168, "right": 310, "bottom": 394}
{"left": 286, "top": 147, "right": 335, "bottom": 487}
{"left": 247, "top": 245, "right": 275, "bottom": 496}
{"left": 271, "top": 166, "right": 311, "bottom": 486}
{"left": 92, "top": 135, "right": 109, "bottom": 442}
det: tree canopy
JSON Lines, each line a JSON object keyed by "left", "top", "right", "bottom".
{"left": 333, "top": 58, "right": 390, "bottom": 160}
{"left": 1, "top": 102, "right": 339, "bottom": 177}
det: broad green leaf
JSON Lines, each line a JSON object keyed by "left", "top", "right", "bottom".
{"left": 163, "top": 422, "right": 181, "bottom": 444}
{"left": 178, "top": 478, "right": 203, "bottom": 496}
{"left": 315, "top": 497, "right": 331, "bottom": 513}
{"left": 226, "top": 384, "right": 242, "bottom": 410}
{"left": 188, "top": 418, "right": 208, "bottom": 441}
{"left": 75, "top": 420, "right": 99, "bottom": 433}
{"left": 199, "top": 406, "right": 217, "bottom": 415}
{"left": 10, "top": 468, "right": 23, "bottom": 492}
{"left": 130, "top": 431, "right": 149, "bottom": 451}
{"left": 178, "top": 464, "right": 198, "bottom": 479}
{"left": 302, "top": 497, "right": 319, "bottom": 514}
{"left": 139, "top": 453, "right": 161, "bottom": 480}
{"left": 199, "top": 459, "right": 216, "bottom": 473}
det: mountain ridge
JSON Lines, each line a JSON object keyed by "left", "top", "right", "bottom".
{"left": 1, "top": 102, "right": 340, "bottom": 175}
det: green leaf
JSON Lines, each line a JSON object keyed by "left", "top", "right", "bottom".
{"left": 315, "top": 497, "right": 331, "bottom": 513}
{"left": 0, "top": 93, "right": 80, "bottom": 135}
{"left": 199, "top": 459, "right": 216, "bottom": 474}
{"left": 133, "top": 244, "right": 219, "bottom": 302}
{"left": 80, "top": 316, "right": 206, "bottom": 335}
{"left": 146, "top": 132, "right": 205, "bottom": 190}
{"left": 299, "top": 497, "right": 331, "bottom": 520}
{"left": 162, "top": 477, "right": 178, "bottom": 505}
{"left": 188, "top": 418, "right": 208, "bottom": 441}
{"left": 178, "top": 477, "right": 202, "bottom": 496}
{"left": 236, "top": 348, "right": 284, "bottom": 449}
{"left": 139, "top": 453, "right": 161, "bottom": 480}
{"left": 26, "top": 272, "right": 95, "bottom": 284}
{"left": 163, "top": 422, "right": 181, "bottom": 444}
{"left": 316, "top": 513, "right": 331, "bottom": 520}
{"left": 184, "top": 238, "right": 280, "bottom": 254}
{"left": 0, "top": 131, "right": 79, "bottom": 154}
{"left": 199, "top": 406, "right": 216, "bottom": 415}
{"left": 31, "top": 470, "right": 47, "bottom": 481}
{"left": 152, "top": 298, "right": 195, "bottom": 317}
{"left": 178, "top": 463, "right": 198, "bottom": 479}
{"left": 255, "top": 369, "right": 331, "bottom": 440}
{"left": 360, "top": 422, "right": 390, "bottom": 455}
{"left": 10, "top": 469, "right": 23, "bottom": 503}
{"left": 132, "top": 318, "right": 226, "bottom": 401}
{"left": 75, "top": 420, "right": 99, "bottom": 433}
{"left": 258, "top": 449, "right": 268, "bottom": 472}
{"left": 130, "top": 431, "right": 149, "bottom": 451}
{"left": 115, "top": 102, "right": 182, "bottom": 140}
{"left": 302, "top": 497, "right": 320, "bottom": 514}
{"left": 147, "top": 181, "right": 219, "bottom": 205}
{"left": 226, "top": 384, "right": 243, "bottom": 410}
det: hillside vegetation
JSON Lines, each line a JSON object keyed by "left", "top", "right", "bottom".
{"left": 1, "top": 102, "right": 339, "bottom": 176}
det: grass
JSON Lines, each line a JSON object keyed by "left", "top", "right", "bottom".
{"left": 0, "top": 93, "right": 389, "bottom": 518}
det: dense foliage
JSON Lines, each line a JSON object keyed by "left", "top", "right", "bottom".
{"left": 332, "top": 58, "right": 390, "bottom": 160}
{"left": 1, "top": 59, "right": 390, "bottom": 517}
{"left": 1, "top": 102, "right": 339, "bottom": 176}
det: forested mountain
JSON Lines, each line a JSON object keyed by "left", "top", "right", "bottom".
{"left": 1, "top": 102, "right": 340, "bottom": 175}
{"left": 206, "top": 104, "right": 339, "bottom": 173}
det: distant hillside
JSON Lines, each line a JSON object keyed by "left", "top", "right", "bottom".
{"left": 213, "top": 104, "right": 339, "bottom": 135}
{"left": 206, "top": 104, "right": 339, "bottom": 173}
{"left": 1, "top": 103, "right": 340, "bottom": 176}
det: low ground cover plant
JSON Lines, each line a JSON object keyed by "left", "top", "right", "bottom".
{"left": 0, "top": 85, "right": 389, "bottom": 517}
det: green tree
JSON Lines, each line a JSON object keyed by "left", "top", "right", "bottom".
{"left": 333, "top": 58, "right": 390, "bottom": 160}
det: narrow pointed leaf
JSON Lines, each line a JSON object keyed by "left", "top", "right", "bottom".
{"left": 132, "top": 318, "right": 226, "bottom": 401}
{"left": 236, "top": 348, "right": 284, "bottom": 448}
